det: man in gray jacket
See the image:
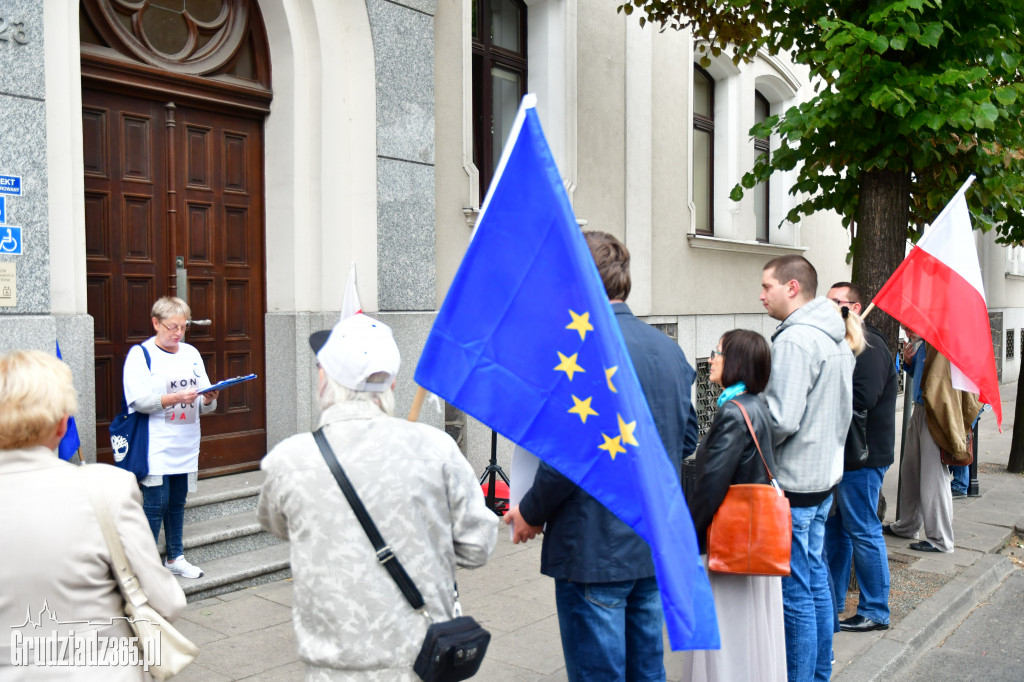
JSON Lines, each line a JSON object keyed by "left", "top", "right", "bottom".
{"left": 258, "top": 314, "right": 498, "bottom": 679}
{"left": 760, "top": 255, "right": 855, "bottom": 682}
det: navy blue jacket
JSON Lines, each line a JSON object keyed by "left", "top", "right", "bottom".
{"left": 518, "top": 303, "right": 699, "bottom": 582}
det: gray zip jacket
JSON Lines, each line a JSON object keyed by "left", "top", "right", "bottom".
{"left": 764, "top": 296, "right": 855, "bottom": 496}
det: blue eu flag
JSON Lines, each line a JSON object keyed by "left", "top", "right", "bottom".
{"left": 55, "top": 341, "right": 81, "bottom": 462}
{"left": 415, "top": 96, "right": 719, "bottom": 650}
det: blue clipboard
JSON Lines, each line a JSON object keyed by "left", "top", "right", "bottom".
{"left": 198, "top": 373, "right": 257, "bottom": 394}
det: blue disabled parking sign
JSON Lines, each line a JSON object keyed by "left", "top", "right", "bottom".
{"left": 0, "top": 226, "right": 22, "bottom": 255}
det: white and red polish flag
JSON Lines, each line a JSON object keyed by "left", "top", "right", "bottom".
{"left": 873, "top": 175, "right": 1002, "bottom": 428}
{"left": 339, "top": 262, "right": 364, "bottom": 320}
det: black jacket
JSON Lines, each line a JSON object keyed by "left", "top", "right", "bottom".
{"left": 687, "top": 393, "right": 776, "bottom": 554}
{"left": 846, "top": 324, "right": 898, "bottom": 471}
{"left": 517, "top": 303, "right": 699, "bottom": 582}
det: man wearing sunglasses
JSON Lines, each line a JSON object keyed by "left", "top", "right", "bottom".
{"left": 823, "top": 282, "right": 897, "bottom": 634}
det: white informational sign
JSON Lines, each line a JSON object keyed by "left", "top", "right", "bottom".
{"left": 0, "top": 262, "right": 15, "bottom": 307}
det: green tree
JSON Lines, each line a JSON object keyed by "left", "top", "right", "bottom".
{"left": 619, "top": 0, "right": 1024, "bottom": 467}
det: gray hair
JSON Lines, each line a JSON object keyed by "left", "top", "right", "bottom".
{"left": 318, "top": 372, "right": 395, "bottom": 416}
{"left": 151, "top": 296, "right": 191, "bottom": 321}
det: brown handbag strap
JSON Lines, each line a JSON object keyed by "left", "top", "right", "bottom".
{"left": 729, "top": 399, "right": 777, "bottom": 482}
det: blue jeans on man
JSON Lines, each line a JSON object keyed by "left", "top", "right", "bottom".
{"left": 141, "top": 473, "right": 188, "bottom": 558}
{"left": 951, "top": 465, "right": 969, "bottom": 495}
{"left": 825, "top": 467, "right": 890, "bottom": 625}
{"left": 554, "top": 576, "right": 665, "bottom": 682}
{"left": 783, "top": 495, "right": 834, "bottom": 682}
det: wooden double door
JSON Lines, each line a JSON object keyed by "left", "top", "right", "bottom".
{"left": 84, "top": 89, "right": 267, "bottom": 475}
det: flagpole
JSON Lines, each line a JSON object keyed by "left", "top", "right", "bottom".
{"left": 408, "top": 385, "right": 427, "bottom": 422}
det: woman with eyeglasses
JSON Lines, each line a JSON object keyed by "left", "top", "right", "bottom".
{"left": 681, "top": 329, "right": 786, "bottom": 682}
{"left": 121, "top": 296, "right": 219, "bottom": 579}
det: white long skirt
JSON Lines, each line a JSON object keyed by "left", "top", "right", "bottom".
{"left": 679, "top": 558, "right": 787, "bottom": 682}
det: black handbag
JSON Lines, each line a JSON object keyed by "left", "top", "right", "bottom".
{"left": 312, "top": 428, "right": 490, "bottom": 682}
{"left": 109, "top": 345, "right": 152, "bottom": 481}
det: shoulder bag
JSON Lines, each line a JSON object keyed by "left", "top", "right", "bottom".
{"left": 313, "top": 428, "right": 490, "bottom": 682}
{"left": 109, "top": 345, "right": 152, "bottom": 481}
{"left": 82, "top": 467, "right": 198, "bottom": 680}
{"left": 706, "top": 400, "right": 792, "bottom": 577}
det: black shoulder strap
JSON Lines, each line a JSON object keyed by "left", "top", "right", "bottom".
{"left": 312, "top": 427, "right": 425, "bottom": 611}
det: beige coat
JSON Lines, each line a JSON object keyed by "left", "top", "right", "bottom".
{"left": 0, "top": 447, "right": 187, "bottom": 681}
{"left": 922, "top": 347, "right": 985, "bottom": 462}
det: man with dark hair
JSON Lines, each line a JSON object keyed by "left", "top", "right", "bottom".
{"left": 503, "top": 230, "right": 699, "bottom": 681}
{"left": 760, "top": 256, "right": 855, "bottom": 682}
{"left": 824, "top": 283, "right": 897, "bottom": 633}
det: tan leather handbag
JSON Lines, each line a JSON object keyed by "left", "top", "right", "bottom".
{"left": 706, "top": 400, "right": 792, "bottom": 577}
{"left": 83, "top": 469, "right": 199, "bottom": 680}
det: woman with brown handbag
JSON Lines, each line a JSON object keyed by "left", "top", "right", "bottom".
{"left": 680, "top": 330, "right": 787, "bottom": 682}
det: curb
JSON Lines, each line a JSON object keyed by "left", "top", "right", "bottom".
{"left": 833, "top": 553, "right": 1015, "bottom": 681}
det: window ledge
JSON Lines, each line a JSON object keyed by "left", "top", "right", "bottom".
{"left": 687, "top": 234, "right": 807, "bottom": 256}
{"left": 1006, "top": 273, "right": 1024, "bottom": 281}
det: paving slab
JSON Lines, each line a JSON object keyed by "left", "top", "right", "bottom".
{"left": 197, "top": 625, "right": 298, "bottom": 679}
{"left": 181, "top": 594, "right": 293, "bottom": 636}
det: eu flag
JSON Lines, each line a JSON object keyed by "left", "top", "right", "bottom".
{"left": 415, "top": 95, "right": 719, "bottom": 650}
{"left": 55, "top": 341, "right": 81, "bottom": 462}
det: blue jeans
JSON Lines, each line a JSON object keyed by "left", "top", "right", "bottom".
{"left": 951, "top": 465, "right": 969, "bottom": 494}
{"left": 825, "top": 467, "right": 890, "bottom": 624}
{"left": 783, "top": 496, "right": 833, "bottom": 682}
{"left": 141, "top": 474, "right": 188, "bottom": 559}
{"left": 554, "top": 576, "right": 665, "bottom": 682}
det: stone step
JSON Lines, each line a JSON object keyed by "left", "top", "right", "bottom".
{"left": 175, "top": 543, "right": 291, "bottom": 602}
{"left": 184, "top": 470, "right": 266, "bottom": 524}
{"left": 160, "top": 509, "right": 284, "bottom": 564}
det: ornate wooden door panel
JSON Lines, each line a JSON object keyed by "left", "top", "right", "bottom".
{"left": 173, "top": 104, "right": 266, "bottom": 472}
{"left": 84, "top": 91, "right": 169, "bottom": 464}
{"left": 84, "top": 90, "right": 267, "bottom": 474}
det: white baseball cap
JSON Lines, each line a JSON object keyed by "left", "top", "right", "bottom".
{"left": 309, "top": 314, "right": 400, "bottom": 392}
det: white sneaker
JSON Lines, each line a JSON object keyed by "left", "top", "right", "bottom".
{"left": 164, "top": 555, "right": 204, "bottom": 579}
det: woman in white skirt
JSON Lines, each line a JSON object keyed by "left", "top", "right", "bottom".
{"left": 682, "top": 329, "right": 787, "bottom": 682}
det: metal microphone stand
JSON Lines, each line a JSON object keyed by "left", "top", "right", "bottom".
{"left": 478, "top": 429, "right": 511, "bottom": 515}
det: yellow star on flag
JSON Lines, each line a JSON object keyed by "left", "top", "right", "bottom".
{"left": 554, "top": 351, "right": 585, "bottom": 381}
{"left": 598, "top": 433, "right": 626, "bottom": 460}
{"left": 566, "top": 310, "right": 594, "bottom": 341}
{"left": 617, "top": 414, "right": 638, "bottom": 447}
{"left": 568, "top": 395, "right": 599, "bottom": 424}
{"left": 605, "top": 366, "right": 618, "bottom": 393}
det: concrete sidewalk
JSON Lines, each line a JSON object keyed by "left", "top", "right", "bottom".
{"left": 171, "top": 384, "right": 1024, "bottom": 681}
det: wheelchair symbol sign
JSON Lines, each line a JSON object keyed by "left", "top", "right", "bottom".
{"left": 0, "top": 226, "right": 21, "bottom": 255}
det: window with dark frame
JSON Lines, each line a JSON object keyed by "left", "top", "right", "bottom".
{"left": 693, "top": 65, "right": 714, "bottom": 235}
{"left": 472, "top": 0, "right": 528, "bottom": 200}
{"left": 754, "top": 91, "right": 771, "bottom": 243}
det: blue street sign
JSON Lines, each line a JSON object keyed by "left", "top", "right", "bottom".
{"left": 0, "top": 226, "right": 22, "bottom": 255}
{"left": 0, "top": 175, "right": 22, "bottom": 196}
{"left": 0, "top": 196, "right": 5, "bottom": 223}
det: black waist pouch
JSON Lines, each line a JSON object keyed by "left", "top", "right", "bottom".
{"left": 413, "top": 616, "right": 491, "bottom": 682}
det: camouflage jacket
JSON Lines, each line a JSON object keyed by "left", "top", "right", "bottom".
{"left": 258, "top": 401, "right": 498, "bottom": 680}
